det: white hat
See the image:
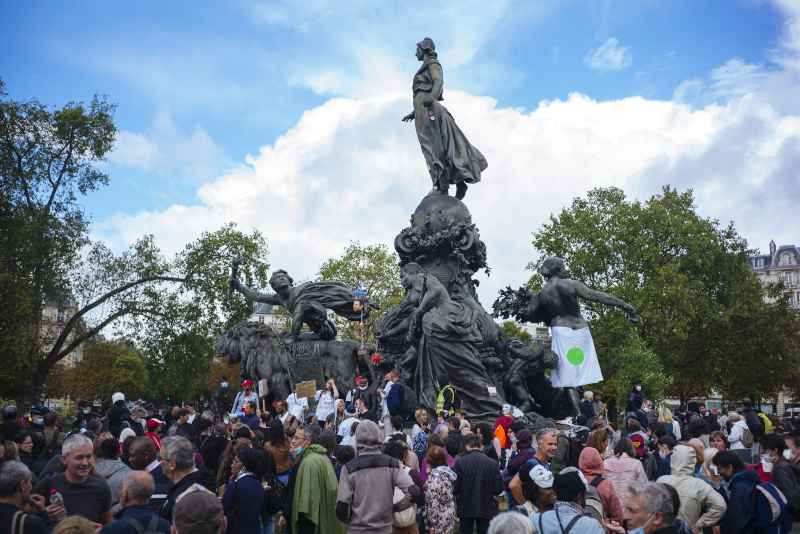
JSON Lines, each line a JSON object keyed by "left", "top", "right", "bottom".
{"left": 530, "top": 465, "right": 554, "bottom": 488}
{"left": 119, "top": 428, "right": 137, "bottom": 443}
{"left": 112, "top": 392, "right": 125, "bottom": 404}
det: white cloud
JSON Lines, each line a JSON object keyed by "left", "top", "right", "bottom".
{"left": 94, "top": 88, "right": 800, "bottom": 306}
{"left": 584, "top": 38, "right": 633, "bottom": 73}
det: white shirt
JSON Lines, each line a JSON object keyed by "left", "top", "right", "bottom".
{"left": 380, "top": 381, "right": 394, "bottom": 418}
{"left": 287, "top": 392, "right": 319, "bottom": 421}
{"left": 316, "top": 391, "right": 338, "bottom": 424}
{"left": 338, "top": 417, "right": 358, "bottom": 446}
{"left": 187, "top": 413, "right": 196, "bottom": 424}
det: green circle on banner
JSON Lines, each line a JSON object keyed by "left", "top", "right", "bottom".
{"left": 567, "top": 347, "right": 585, "bottom": 365}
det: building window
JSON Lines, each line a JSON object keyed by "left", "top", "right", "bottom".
{"left": 787, "top": 273, "right": 794, "bottom": 286}
{"left": 786, "top": 255, "right": 794, "bottom": 266}
{"left": 259, "top": 316, "right": 264, "bottom": 323}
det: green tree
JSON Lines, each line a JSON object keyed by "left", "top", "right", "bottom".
{"left": 527, "top": 186, "right": 800, "bottom": 404}
{"left": 0, "top": 81, "right": 271, "bottom": 405}
{"left": 609, "top": 330, "right": 672, "bottom": 409}
{"left": 51, "top": 342, "right": 147, "bottom": 403}
{"left": 316, "top": 242, "right": 403, "bottom": 343}
{"left": 500, "top": 321, "right": 533, "bottom": 344}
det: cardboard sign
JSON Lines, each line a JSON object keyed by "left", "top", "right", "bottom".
{"left": 258, "top": 379, "right": 268, "bottom": 398}
{"left": 487, "top": 386, "right": 498, "bottom": 397}
{"left": 295, "top": 380, "right": 317, "bottom": 399}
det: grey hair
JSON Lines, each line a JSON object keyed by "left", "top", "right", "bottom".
{"left": 120, "top": 471, "right": 155, "bottom": 503}
{"left": 296, "top": 425, "right": 319, "bottom": 445}
{"left": 628, "top": 481, "right": 676, "bottom": 523}
{"left": 213, "top": 422, "right": 228, "bottom": 437}
{"left": 536, "top": 428, "right": 558, "bottom": 445}
{"left": 202, "top": 410, "right": 215, "bottom": 420}
{"left": 131, "top": 406, "right": 146, "bottom": 417}
{"left": 62, "top": 434, "right": 93, "bottom": 458}
{"left": 487, "top": 511, "right": 534, "bottom": 534}
{"left": 160, "top": 436, "right": 195, "bottom": 470}
{"left": 0, "top": 461, "right": 31, "bottom": 498}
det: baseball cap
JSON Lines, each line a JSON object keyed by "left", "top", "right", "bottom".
{"left": 448, "top": 417, "right": 461, "bottom": 427}
{"left": 529, "top": 464, "right": 554, "bottom": 488}
{"left": 147, "top": 418, "right": 165, "bottom": 429}
{"left": 631, "top": 432, "right": 646, "bottom": 455}
{"left": 241, "top": 380, "right": 254, "bottom": 388}
{"left": 575, "top": 414, "right": 589, "bottom": 427}
{"left": 173, "top": 491, "right": 223, "bottom": 534}
{"left": 29, "top": 406, "right": 45, "bottom": 416}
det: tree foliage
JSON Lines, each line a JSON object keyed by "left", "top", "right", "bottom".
{"left": 608, "top": 330, "right": 672, "bottom": 409}
{"left": 527, "top": 186, "right": 800, "bottom": 403}
{"left": 316, "top": 242, "right": 403, "bottom": 343}
{"left": 50, "top": 342, "right": 147, "bottom": 403}
{"left": 500, "top": 321, "right": 533, "bottom": 344}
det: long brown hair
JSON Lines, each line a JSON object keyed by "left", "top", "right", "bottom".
{"left": 217, "top": 438, "right": 251, "bottom": 483}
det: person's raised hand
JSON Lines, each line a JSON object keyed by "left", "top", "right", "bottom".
{"left": 601, "top": 518, "right": 626, "bottom": 534}
{"left": 24, "top": 494, "right": 45, "bottom": 515}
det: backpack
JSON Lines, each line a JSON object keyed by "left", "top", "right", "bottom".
{"left": 584, "top": 484, "right": 606, "bottom": 523}
{"left": 399, "top": 383, "right": 417, "bottom": 413}
{"left": 740, "top": 478, "right": 792, "bottom": 534}
{"left": 566, "top": 429, "right": 589, "bottom": 468}
{"left": 392, "top": 467, "right": 417, "bottom": 527}
{"left": 44, "top": 429, "right": 62, "bottom": 461}
{"left": 742, "top": 427, "right": 755, "bottom": 449}
{"left": 121, "top": 514, "right": 161, "bottom": 534}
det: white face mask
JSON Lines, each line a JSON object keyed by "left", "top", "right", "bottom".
{"left": 359, "top": 385, "right": 367, "bottom": 390}
{"left": 659, "top": 450, "right": 667, "bottom": 460}
{"left": 785, "top": 449, "right": 797, "bottom": 461}
{"left": 642, "top": 407, "right": 650, "bottom": 413}
{"left": 635, "top": 386, "right": 641, "bottom": 392}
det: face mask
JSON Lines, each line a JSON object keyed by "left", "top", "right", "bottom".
{"left": 710, "top": 464, "right": 718, "bottom": 475}
{"left": 33, "top": 418, "right": 43, "bottom": 425}
{"left": 762, "top": 453, "right": 774, "bottom": 464}
{"left": 83, "top": 410, "right": 90, "bottom": 414}
{"left": 642, "top": 407, "right": 650, "bottom": 413}
{"left": 627, "top": 512, "right": 656, "bottom": 534}
{"left": 221, "top": 382, "right": 228, "bottom": 387}
{"left": 785, "top": 449, "right": 797, "bottom": 461}
{"left": 359, "top": 386, "right": 367, "bottom": 390}
{"left": 294, "top": 443, "right": 307, "bottom": 455}
{"left": 635, "top": 386, "right": 642, "bottom": 392}
{"left": 712, "top": 444, "right": 725, "bottom": 452}
{"left": 511, "top": 437, "right": 517, "bottom": 443}
{"left": 235, "top": 469, "right": 248, "bottom": 480}
{"left": 659, "top": 450, "right": 667, "bottom": 460}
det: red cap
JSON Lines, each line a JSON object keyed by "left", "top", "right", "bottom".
{"left": 147, "top": 418, "right": 164, "bottom": 428}
{"left": 241, "top": 380, "right": 254, "bottom": 388}
{"left": 355, "top": 376, "right": 362, "bottom": 385}
{"left": 631, "top": 432, "right": 646, "bottom": 455}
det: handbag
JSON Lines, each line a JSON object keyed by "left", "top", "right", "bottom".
{"left": 262, "top": 471, "right": 287, "bottom": 514}
{"left": 392, "top": 467, "right": 417, "bottom": 528}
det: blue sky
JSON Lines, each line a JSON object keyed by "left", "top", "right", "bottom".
{"left": 3, "top": 0, "right": 799, "bottom": 301}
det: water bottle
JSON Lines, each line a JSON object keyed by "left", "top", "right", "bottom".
{"left": 50, "top": 488, "right": 66, "bottom": 521}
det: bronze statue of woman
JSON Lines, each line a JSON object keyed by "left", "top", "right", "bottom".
{"left": 402, "top": 38, "right": 488, "bottom": 200}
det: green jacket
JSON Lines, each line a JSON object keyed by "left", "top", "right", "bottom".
{"left": 292, "top": 444, "right": 345, "bottom": 534}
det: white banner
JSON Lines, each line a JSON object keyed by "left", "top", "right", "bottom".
{"left": 550, "top": 326, "right": 603, "bottom": 388}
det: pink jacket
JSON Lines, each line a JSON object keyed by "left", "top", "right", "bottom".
{"left": 579, "top": 447, "right": 623, "bottom": 524}
{"left": 602, "top": 452, "right": 647, "bottom": 509}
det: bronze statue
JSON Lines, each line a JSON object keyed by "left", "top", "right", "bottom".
{"left": 229, "top": 260, "right": 377, "bottom": 342}
{"left": 494, "top": 257, "right": 638, "bottom": 388}
{"left": 402, "top": 38, "right": 487, "bottom": 200}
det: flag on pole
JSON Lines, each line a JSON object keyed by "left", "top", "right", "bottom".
{"left": 550, "top": 326, "right": 603, "bottom": 388}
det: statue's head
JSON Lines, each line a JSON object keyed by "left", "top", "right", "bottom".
{"left": 400, "top": 262, "right": 423, "bottom": 286}
{"left": 269, "top": 269, "right": 294, "bottom": 291}
{"left": 416, "top": 38, "right": 437, "bottom": 59}
{"left": 540, "top": 257, "right": 566, "bottom": 279}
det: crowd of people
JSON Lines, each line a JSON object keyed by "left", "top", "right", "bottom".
{"left": 4, "top": 375, "right": 800, "bottom": 534}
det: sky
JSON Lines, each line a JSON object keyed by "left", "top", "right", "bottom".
{"left": 3, "top": 0, "right": 800, "bottom": 307}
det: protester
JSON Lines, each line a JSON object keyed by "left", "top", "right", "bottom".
{"left": 686, "top": 417, "right": 712, "bottom": 449}
{"left": 217, "top": 448, "right": 266, "bottom": 534}
{"left": 443, "top": 417, "right": 464, "bottom": 458}
{"left": 385, "top": 415, "right": 413, "bottom": 447}
{"left": 216, "top": 438, "right": 252, "bottom": 487}
{"left": 383, "top": 440, "right": 425, "bottom": 533}
{"left": 338, "top": 404, "right": 360, "bottom": 446}
{"left": 264, "top": 419, "right": 293, "bottom": 487}
{"left": 530, "top": 471, "right": 605, "bottom": 533}
{"left": 281, "top": 425, "right": 343, "bottom": 534}
{"left": 127, "top": 437, "right": 170, "bottom": 513}
{"left": 157, "top": 436, "right": 217, "bottom": 521}
{"left": 620, "top": 416, "right": 641, "bottom": 440}
{"left": 326, "top": 399, "right": 346, "bottom": 434}
{"left": 488, "top": 512, "right": 534, "bottom": 534}
{"left": 512, "top": 464, "right": 556, "bottom": 517}
{"left": 276, "top": 400, "right": 300, "bottom": 431}
{"left": 201, "top": 422, "right": 230, "bottom": 475}
{"left": 94, "top": 438, "right": 132, "bottom": 507}
{"left": 654, "top": 435, "right": 677, "bottom": 479}
{"left": 592, "top": 391, "right": 608, "bottom": 421}
{"left": 494, "top": 405, "right": 515, "bottom": 449}
{"left": 602, "top": 481, "right": 677, "bottom": 534}
{"left": 602, "top": 437, "right": 647, "bottom": 509}
{"left": 452, "top": 433, "right": 503, "bottom": 534}
{"left": 763, "top": 433, "right": 800, "bottom": 499}
{"left": 172, "top": 491, "right": 226, "bottom": 534}
{"left": 231, "top": 380, "right": 260, "bottom": 416}
{"left": 507, "top": 429, "right": 534, "bottom": 478}
{"left": 12, "top": 434, "right": 33, "bottom": 471}
{"left": 708, "top": 430, "right": 729, "bottom": 452}
{"left": 413, "top": 409, "right": 431, "bottom": 438}
{"left": 474, "top": 422, "right": 501, "bottom": 465}
{"left": 695, "top": 447, "right": 730, "bottom": 501}
{"left": 585, "top": 428, "right": 609, "bottom": 458}
{"left": 742, "top": 398, "right": 763, "bottom": 461}
{"left": 712, "top": 450, "right": 762, "bottom": 533}
{"left": 0, "top": 460, "right": 54, "bottom": 534}
{"left": 146, "top": 419, "right": 164, "bottom": 451}
{"left": 656, "top": 444, "right": 726, "bottom": 530}
{"left": 336, "top": 420, "right": 417, "bottom": 533}
{"left": 626, "top": 380, "right": 644, "bottom": 414}
{"left": 631, "top": 432, "right": 658, "bottom": 480}
{"left": 354, "top": 397, "right": 380, "bottom": 424}
{"left": 578, "top": 447, "right": 623, "bottom": 525}
{"left": 99, "top": 471, "right": 171, "bottom": 534}
{"left": 635, "top": 398, "right": 653, "bottom": 432}
{"left": 423, "top": 445, "right": 457, "bottom": 534}
{"left": 581, "top": 391, "right": 597, "bottom": 419}
{"left": 727, "top": 411, "right": 751, "bottom": 464}
{"left": 658, "top": 407, "right": 681, "bottom": 441}
{"left": 129, "top": 407, "right": 146, "bottom": 437}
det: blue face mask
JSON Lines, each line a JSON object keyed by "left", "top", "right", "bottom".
{"left": 33, "top": 418, "right": 43, "bottom": 425}
{"left": 221, "top": 382, "right": 228, "bottom": 387}
{"left": 627, "top": 513, "right": 656, "bottom": 534}
{"left": 294, "top": 439, "right": 308, "bottom": 455}
{"left": 83, "top": 410, "right": 90, "bottom": 414}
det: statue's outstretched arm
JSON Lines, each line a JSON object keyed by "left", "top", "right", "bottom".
{"left": 573, "top": 281, "right": 638, "bottom": 321}
{"left": 229, "top": 276, "right": 281, "bottom": 305}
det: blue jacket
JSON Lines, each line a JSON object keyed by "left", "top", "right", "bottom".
{"left": 100, "top": 505, "right": 171, "bottom": 534}
{"left": 386, "top": 380, "right": 405, "bottom": 416}
{"left": 531, "top": 502, "right": 604, "bottom": 533}
{"left": 719, "top": 470, "right": 761, "bottom": 534}
{"left": 581, "top": 400, "right": 597, "bottom": 419}
{"left": 221, "top": 473, "right": 265, "bottom": 534}
{"left": 655, "top": 452, "right": 672, "bottom": 480}
{"left": 241, "top": 413, "right": 261, "bottom": 431}
{"left": 635, "top": 409, "right": 649, "bottom": 431}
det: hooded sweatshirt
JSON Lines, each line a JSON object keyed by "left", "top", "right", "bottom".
{"left": 603, "top": 452, "right": 648, "bottom": 509}
{"left": 578, "top": 447, "right": 623, "bottom": 524}
{"left": 94, "top": 459, "right": 132, "bottom": 507}
{"left": 657, "top": 445, "right": 726, "bottom": 529}
{"left": 506, "top": 429, "right": 534, "bottom": 476}
{"left": 771, "top": 455, "right": 800, "bottom": 500}
{"left": 336, "top": 419, "right": 419, "bottom": 533}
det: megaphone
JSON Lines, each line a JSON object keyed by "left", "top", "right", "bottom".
{"left": 222, "top": 412, "right": 243, "bottom": 424}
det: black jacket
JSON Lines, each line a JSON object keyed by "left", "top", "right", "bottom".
{"left": 444, "top": 429, "right": 464, "bottom": 458}
{"left": 354, "top": 388, "right": 379, "bottom": 415}
{"left": 452, "top": 450, "right": 503, "bottom": 519}
{"left": 157, "top": 468, "right": 218, "bottom": 521}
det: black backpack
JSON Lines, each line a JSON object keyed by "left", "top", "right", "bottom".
{"left": 44, "top": 430, "right": 62, "bottom": 461}
{"left": 121, "top": 514, "right": 161, "bottom": 534}
{"left": 566, "top": 429, "right": 589, "bottom": 468}
{"left": 399, "top": 383, "right": 417, "bottom": 413}
{"left": 262, "top": 471, "right": 287, "bottom": 514}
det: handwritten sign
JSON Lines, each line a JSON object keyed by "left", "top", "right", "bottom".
{"left": 295, "top": 380, "right": 317, "bottom": 399}
{"left": 259, "top": 379, "right": 268, "bottom": 398}
{"left": 487, "top": 386, "right": 498, "bottom": 397}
